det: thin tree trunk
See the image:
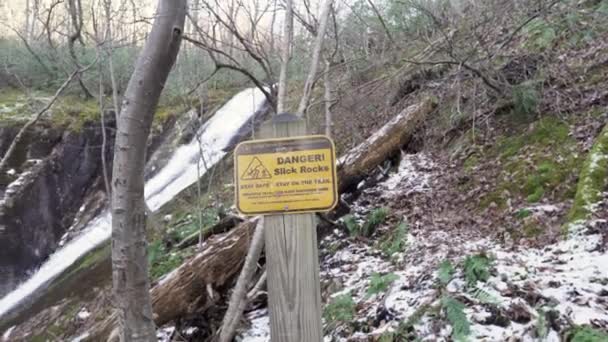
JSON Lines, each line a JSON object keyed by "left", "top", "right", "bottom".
{"left": 110, "top": 0, "right": 186, "bottom": 340}
{"left": 323, "top": 59, "right": 332, "bottom": 137}
{"left": 296, "top": 0, "right": 333, "bottom": 117}
{"left": 218, "top": 217, "right": 265, "bottom": 342}
{"left": 276, "top": 0, "right": 293, "bottom": 113}
{"left": 366, "top": 0, "right": 394, "bottom": 47}
{"left": 104, "top": 0, "right": 121, "bottom": 115}
{"left": 98, "top": 56, "right": 111, "bottom": 197}
{"left": 67, "top": 0, "right": 94, "bottom": 99}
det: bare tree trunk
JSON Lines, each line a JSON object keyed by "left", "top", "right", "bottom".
{"left": 218, "top": 217, "right": 265, "bottom": 342}
{"left": 104, "top": 0, "right": 121, "bottom": 114}
{"left": 277, "top": 0, "right": 293, "bottom": 113}
{"left": 98, "top": 56, "right": 111, "bottom": 197}
{"left": 366, "top": 0, "right": 394, "bottom": 47}
{"left": 296, "top": 0, "right": 333, "bottom": 117}
{"left": 67, "top": 0, "right": 94, "bottom": 99}
{"left": 323, "top": 59, "right": 332, "bottom": 137}
{"left": 110, "top": 0, "right": 186, "bottom": 340}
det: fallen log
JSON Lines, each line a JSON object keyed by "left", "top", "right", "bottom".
{"left": 337, "top": 98, "right": 437, "bottom": 193}
{"left": 84, "top": 219, "right": 258, "bottom": 341}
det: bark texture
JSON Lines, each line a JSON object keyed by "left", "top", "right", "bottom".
{"left": 110, "top": 0, "right": 186, "bottom": 340}
{"left": 337, "top": 98, "right": 437, "bottom": 193}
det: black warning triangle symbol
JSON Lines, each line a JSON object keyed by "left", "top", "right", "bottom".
{"left": 241, "top": 157, "right": 272, "bottom": 180}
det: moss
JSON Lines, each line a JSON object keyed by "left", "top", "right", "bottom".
{"left": 566, "top": 124, "right": 608, "bottom": 226}
{"left": 485, "top": 117, "right": 581, "bottom": 206}
{"left": 464, "top": 153, "right": 480, "bottom": 172}
{"left": 53, "top": 243, "right": 110, "bottom": 286}
{"left": 479, "top": 190, "right": 508, "bottom": 211}
{"left": 523, "top": 222, "right": 543, "bottom": 237}
{"left": 50, "top": 96, "right": 100, "bottom": 131}
{"left": 495, "top": 117, "right": 570, "bottom": 159}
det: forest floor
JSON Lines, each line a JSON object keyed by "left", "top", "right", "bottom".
{"left": 238, "top": 151, "right": 608, "bottom": 341}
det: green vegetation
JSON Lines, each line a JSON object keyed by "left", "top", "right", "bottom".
{"left": 324, "top": 293, "right": 356, "bottom": 327}
{"left": 343, "top": 207, "right": 389, "bottom": 237}
{"left": 512, "top": 81, "right": 540, "bottom": 118}
{"left": 343, "top": 214, "right": 361, "bottom": 237}
{"left": 380, "top": 221, "right": 408, "bottom": 256}
{"left": 366, "top": 272, "right": 399, "bottom": 297}
{"left": 535, "top": 308, "right": 548, "bottom": 340}
{"left": 479, "top": 117, "right": 581, "bottom": 209}
{"left": 523, "top": 19, "right": 557, "bottom": 50}
{"left": 515, "top": 208, "right": 532, "bottom": 219}
{"left": 566, "top": 326, "right": 608, "bottom": 342}
{"left": 147, "top": 208, "right": 219, "bottom": 280}
{"left": 437, "top": 260, "right": 455, "bottom": 286}
{"left": 566, "top": 124, "right": 608, "bottom": 228}
{"left": 361, "top": 207, "right": 389, "bottom": 237}
{"left": 441, "top": 296, "right": 470, "bottom": 342}
{"left": 148, "top": 241, "right": 193, "bottom": 280}
{"left": 463, "top": 253, "right": 493, "bottom": 286}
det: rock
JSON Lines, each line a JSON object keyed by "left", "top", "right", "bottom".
{"left": 0, "top": 120, "right": 112, "bottom": 297}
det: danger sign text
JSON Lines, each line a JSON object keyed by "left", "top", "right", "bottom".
{"left": 234, "top": 136, "right": 338, "bottom": 215}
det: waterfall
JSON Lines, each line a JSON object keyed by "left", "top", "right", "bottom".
{"left": 0, "top": 87, "right": 266, "bottom": 318}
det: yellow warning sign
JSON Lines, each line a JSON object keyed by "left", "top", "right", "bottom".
{"left": 234, "top": 135, "right": 338, "bottom": 215}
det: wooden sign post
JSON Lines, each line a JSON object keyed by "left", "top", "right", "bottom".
{"left": 235, "top": 113, "right": 337, "bottom": 341}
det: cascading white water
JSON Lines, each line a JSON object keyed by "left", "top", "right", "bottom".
{"left": 0, "top": 87, "right": 266, "bottom": 317}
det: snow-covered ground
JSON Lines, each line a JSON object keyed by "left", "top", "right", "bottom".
{"left": 240, "top": 153, "right": 608, "bottom": 341}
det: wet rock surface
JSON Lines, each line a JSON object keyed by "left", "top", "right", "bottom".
{"left": 0, "top": 120, "right": 113, "bottom": 298}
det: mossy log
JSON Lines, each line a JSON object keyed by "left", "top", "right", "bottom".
{"left": 84, "top": 219, "right": 258, "bottom": 341}
{"left": 566, "top": 123, "right": 608, "bottom": 232}
{"left": 337, "top": 98, "right": 437, "bottom": 193}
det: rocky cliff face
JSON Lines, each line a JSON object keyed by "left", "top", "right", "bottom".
{"left": 0, "top": 118, "right": 114, "bottom": 298}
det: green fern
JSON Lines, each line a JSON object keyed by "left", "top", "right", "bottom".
{"left": 362, "top": 207, "right": 389, "bottom": 237}
{"left": 512, "top": 81, "right": 540, "bottom": 118}
{"left": 381, "top": 221, "right": 408, "bottom": 256}
{"left": 441, "top": 295, "right": 470, "bottom": 342}
{"left": 437, "top": 260, "right": 455, "bottom": 286}
{"left": 324, "top": 293, "right": 356, "bottom": 327}
{"left": 463, "top": 253, "right": 493, "bottom": 287}
{"left": 367, "top": 272, "right": 399, "bottom": 297}
{"left": 536, "top": 308, "right": 548, "bottom": 340}
{"left": 524, "top": 18, "right": 557, "bottom": 50}
{"left": 469, "top": 285, "right": 500, "bottom": 305}
{"left": 343, "top": 215, "right": 361, "bottom": 236}
{"left": 567, "top": 326, "right": 608, "bottom": 342}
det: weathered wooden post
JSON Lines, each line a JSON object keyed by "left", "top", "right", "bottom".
{"left": 234, "top": 113, "right": 338, "bottom": 341}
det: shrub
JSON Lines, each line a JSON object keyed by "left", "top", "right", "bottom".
{"left": 512, "top": 81, "right": 540, "bottom": 118}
